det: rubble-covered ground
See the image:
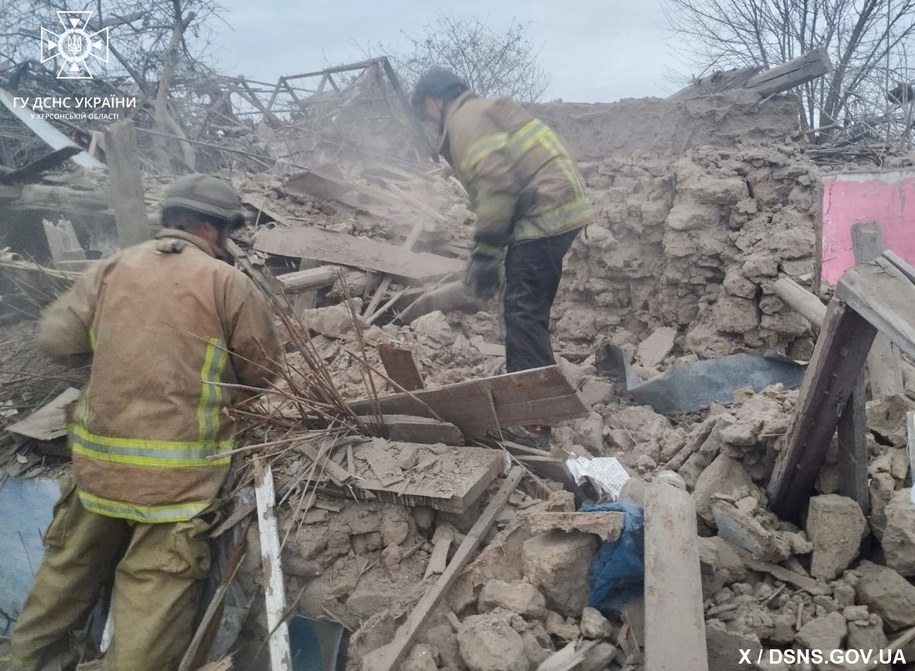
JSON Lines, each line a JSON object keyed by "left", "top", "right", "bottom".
{"left": 3, "top": 88, "right": 915, "bottom": 671}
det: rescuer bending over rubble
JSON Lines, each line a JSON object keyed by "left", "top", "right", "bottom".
{"left": 411, "top": 69, "right": 592, "bottom": 373}
{"left": 10, "top": 175, "right": 281, "bottom": 671}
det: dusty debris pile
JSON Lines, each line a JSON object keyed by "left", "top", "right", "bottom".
{"left": 4, "top": 78, "right": 915, "bottom": 671}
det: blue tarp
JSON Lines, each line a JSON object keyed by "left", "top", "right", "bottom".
{"left": 583, "top": 501, "right": 644, "bottom": 614}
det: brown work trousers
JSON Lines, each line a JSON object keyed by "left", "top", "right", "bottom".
{"left": 9, "top": 475, "right": 211, "bottom": 671}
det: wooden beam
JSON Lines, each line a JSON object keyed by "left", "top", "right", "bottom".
{"left": 277, "top": 265, "right": 341, "bottom": 292}
{"left": 745, "top": 48, "right": 831, "bottom": 97}
{"left": 377, "top": 342, "right": 424, "bottom": 391}
{"left": 104, "top": 120, "right": 149, "bottom": 248}
{"left": 852, "top": 222, "right": 904, "bottom": 398}
{"left": 363, "top": 467, "right": 524, "bottom": 671}
{"left": 773, "top": 277, "right": 826, "bottom": 327}
{"left": 253, "top": 458, "right": 292, "bottom": 671}
{"left": 347, "top": 366, "right": 588, "bottom": 437}
{"left": 768, "top": 299, "right": 876, "bottom": 520}
{"left": 253, "top": 225, "right": 463, "bottom": 281}
{"left": 836, "top": 259, "right": 915, "bottom": 361}
{"left": 644, "top": 481, "right": 708, "bottom": 671}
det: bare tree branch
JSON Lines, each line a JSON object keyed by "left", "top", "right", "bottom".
{"left": 665, "top": 0, "right": 915, "bottom": 145}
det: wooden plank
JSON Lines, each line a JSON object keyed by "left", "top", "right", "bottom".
{"left": 836, "top": 259, "right": 915, "bottom": 360}
{"left": 253, "top": 459, "right": 292, "bottom": 671}
{"left": 6, "top": 387, "right": 80, "bottom": 441}
{"left": 0, "top": 146, "right": 82, "bottom": 184}
{"left": 883, "top": 250, "right": 915, "bottom": 284}
{"left": 377, "top": 342, "right": 424, "bottom": 391}
{"left": 253, "top": 226, "right": 463, "bottom": 281}
{"left": 837, "top": 373, "right": 870, "bottom": 514}
{"left": 745, "top": 48, "right": 831, "bottom": 97}
{"left": 363, "top": 467, "right": 524, "bottom": 671}
{"left": 0, "top": 86, "right": 103, "bottom": 170}
{"left": 347, "top": 366, "right": 587, "bottom": 437}
{"left": 768, "top": 299, "right": 876, "bottom": 520}
{"left": 852, "top": 222, "right": 904, "bottom": 398}
{"left": 867, "top": 337, "right": 905, "bottom": 397}
{"left": 104, "top": 120, "right": 149, "bottom": 248}
{"left": 644, "top": 481, "right": 708, "bottom": 671}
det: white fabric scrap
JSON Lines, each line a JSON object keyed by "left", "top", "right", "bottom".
{"left": 565, "top": 456, "right": 630, "bottom": 501}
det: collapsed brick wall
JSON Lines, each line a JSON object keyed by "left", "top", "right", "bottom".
{"left": 531, "top": 90, "right": 819, "bottom": 363}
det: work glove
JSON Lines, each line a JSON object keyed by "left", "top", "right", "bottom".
{"left": 464, "top": 254, "right": 501, "bottom": 300}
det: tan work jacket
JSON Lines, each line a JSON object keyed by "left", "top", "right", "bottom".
{"left": 39, "top": 229, "right": 281, "bottom": 523}
{"left": 440, "top": 91, "right": 592, "bottom": 257}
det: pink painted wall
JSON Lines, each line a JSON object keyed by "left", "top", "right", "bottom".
{"left": 821, "top": 172, "right": 915, "bottom": 285}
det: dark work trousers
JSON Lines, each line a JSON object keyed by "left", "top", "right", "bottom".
{"left": 503, "top": 227, "right": 581, "bottom": 373}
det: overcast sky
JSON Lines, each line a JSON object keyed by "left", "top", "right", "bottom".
{"left": 208, "top": 0, "right": 682, "bottom": 103}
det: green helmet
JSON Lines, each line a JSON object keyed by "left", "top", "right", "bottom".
{"left": 410, "top": 68, "right": 469, "bottom": 116}
{"left": 163, "top": 174, "right": 245, "bottom": 228}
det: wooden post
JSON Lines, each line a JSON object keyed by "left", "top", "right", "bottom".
{"left": 104, "top": 119, "right": 149, "bottom": 248}
{"left": 644, "top": 481, "right": 708, "bottom": 671}
{"left": 837, "top": 373, "right": 870, "bottom": 514}
{"left": 253, "top": 458, "right": 292, "bottom": 671}
{"left": 768, "top": 299, "right": 876, "bottom": 520}
{"left": 852, "top": 222, "right": 904, "bottom": 398}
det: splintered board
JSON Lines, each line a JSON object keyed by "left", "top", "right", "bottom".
{"left": 253, "top": 226, "right": 463, "bottom": 280}
{"left": 306, "top": 440, "right": 504, "bottom": 514}
{"left": 6, "top": 387, "right": 80, "bottom": 441}
{"left": 348, "top": 365, "right": 588, "bottom": 437}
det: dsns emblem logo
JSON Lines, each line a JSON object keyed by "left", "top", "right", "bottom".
{"left": 41, "top": 11, "right": 110, "bottom": 80}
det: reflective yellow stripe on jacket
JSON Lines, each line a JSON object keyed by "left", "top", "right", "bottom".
{"left": 71, "top": 338, "right": 233, "bottom": 523}
{"left": 198, "top": 337, "right": 229, "bottom": 442}
{"left": 77, "top": 491, "right": 212, "bottom": 523}
{"left": 458, "top": 117, "right": 591, "bottom": 247}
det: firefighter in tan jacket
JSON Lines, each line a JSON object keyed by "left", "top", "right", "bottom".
{"left": 411, "top": 69, "right": 591, "bottom": 375}
{"left": 10, "top": 174, "right": 281, "bottom": 671}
